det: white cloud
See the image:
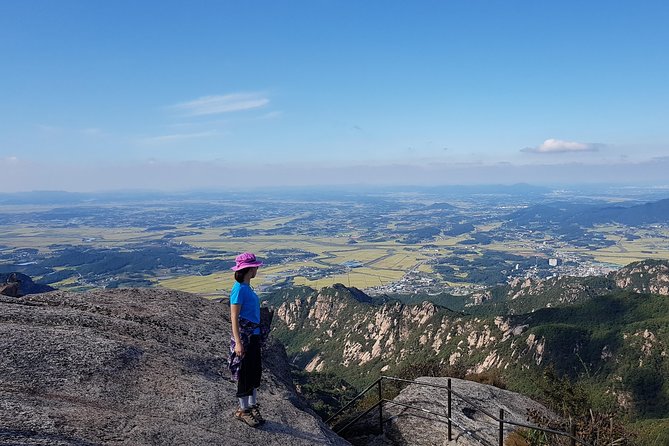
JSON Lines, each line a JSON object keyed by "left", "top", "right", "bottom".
{"left": 522, "top": 138, "right": 602, "bottom": 154}
{"left": 170, "top": 93, "right": 269, "bottom": 116}
{"left": 138, "top": 131, "right": 218, "bottom": 145}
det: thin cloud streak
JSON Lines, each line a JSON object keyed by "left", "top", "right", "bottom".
{"left": 170, "top": 93, "right": 269, "bottom": 116}
{"left": 258, "top": 111, "right": 283, "bottom": 120}
{"left": 81, "top": 128, "right": 103, "bottom": 136}
{"left": 36, "top": 124, "right": 62, "bottom": 132}
{"left": 138, "top": 131, "right": 218, "bottom": 145}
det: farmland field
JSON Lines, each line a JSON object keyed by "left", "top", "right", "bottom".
{"left": 2, "top": 189, "right": 669, "bottom": 296}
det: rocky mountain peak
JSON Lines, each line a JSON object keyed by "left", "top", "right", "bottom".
{"left": 321, "top": 283, "right": 375, "bottom": 304}
{"left": 0, "top": 288, "right": 349, "bottom": 445}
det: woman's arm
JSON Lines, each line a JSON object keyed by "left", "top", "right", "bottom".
{"left": 230, "top": 304, "right": 244, "bottom": 357}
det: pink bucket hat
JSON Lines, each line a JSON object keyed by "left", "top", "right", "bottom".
{"left": 231, "top": 252, "right": 263, "bottom": 271}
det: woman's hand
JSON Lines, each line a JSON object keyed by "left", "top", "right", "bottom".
{"left": 235, "top": 341, "right": 245, "bottom": 358}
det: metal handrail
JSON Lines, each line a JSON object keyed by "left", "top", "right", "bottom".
{"left": 381, "top": 376, "right": 591, "bottom": 444}
{"left": 336, "top": 398, "right": 493, "bottom": 446}
{"left": 383, "top": 399, "right": 493, "bottom": 446}
{"left": 335, "top": 399, "right": 383, "bottom": 435}
{"left": 324, "top": 377, "right": 382, "bottom": 424}
{"left": 325, "top": 375, "right": 594, "bottom": 446}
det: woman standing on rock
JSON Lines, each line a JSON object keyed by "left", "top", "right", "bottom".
{"left": 229, "top": 252, "right": 265, "bottom": 427}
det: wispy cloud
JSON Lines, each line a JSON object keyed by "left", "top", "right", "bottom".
{"left": 81, "top": 128, "right": 102, "bottom": 136}
{"left": 522, "top": 138, "right": 603, "bottom": 154}
{"left": 138, "top": 131, "right": 218, "bottom": 145}
{"left": 36, "top": 124, "right": 62, "bottom": 132}
{"left": 259, "top": 111, "right": 283, "bottom": 120}
{"left": 2, "top": 156, "right": 20, "bottom": 165}
{"left": 37, "top": 125, "right": 105, "bottom": 137}
{"left": 170, "top": 93, "right": 269, "bottom": 116}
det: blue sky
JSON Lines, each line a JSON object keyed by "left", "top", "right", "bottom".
{"left": 1, "top": 1, "right": 668, "bottom": 191}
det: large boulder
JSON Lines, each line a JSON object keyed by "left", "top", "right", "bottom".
{"left": 0, "top": 288, "right": 349, "bottom": 446}
{"left": 0, "top": 272, "right": 54, "bottom": 297}
{"left": 353, "top": 377, "right": 556, "bottom": 446}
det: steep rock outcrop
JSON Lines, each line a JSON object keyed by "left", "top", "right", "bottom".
{"left": 275, "top": 288, "right": 532, "bottom": 380}
{"left": 273, "top": 280, "right": 669, "bottom": 409}
{"left": 0, "top": 289, "right": 349, "bottom": 446}
{"left": 0, "top": 272, "right": 54, "bottom": 297}
{"left": 612, "top": 259, "right": 669, "bottom": 296}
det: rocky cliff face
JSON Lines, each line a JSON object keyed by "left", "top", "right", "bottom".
{"left": 273, "top": 265, "right": 669, "bottom": 414}
{"left": 275, "top": 286, "right": 534, "bottom": 382}
{"left": 0, "top": 289, "right": 349, "bottom": 446}
{"left": 612, "top": 259, "right": 669, "bottom": 296}
{"left": 504, "top": 274, "right": 616, "bottom": 308}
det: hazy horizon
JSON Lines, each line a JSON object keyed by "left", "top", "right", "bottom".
{"left": 2, "top": 181, "right": 669, "bottom": 200}
{"left": 3, "top": 157, "right": 669, "bottom": 193}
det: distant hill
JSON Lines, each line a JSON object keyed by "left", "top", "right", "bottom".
{"left": 590, "top": 198, "right": 669, "bottom": 226}
{"left": 0, "top": 190, "right": 179, "bottom": 205}
{"left": 0, "top": 191, "right": 91, "bottom": 205}
{"left": 424, "top": 202, "right": 456, "bottom": 210}
{"left": 424, "top": 183, "right": 551, "bottom": 196}
{"left": 506, "top": 197, "right": 669, "bottom": 227}
{"left": 443, "top": 222, "right": 475, "bottom": 236}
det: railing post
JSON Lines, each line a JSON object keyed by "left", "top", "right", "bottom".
{"left": 499, "top": 409, "right": 504, "bottom": 446}
{"left": 378, "top": 378, "right": 383, "bottom": 434}
{"left": 447, "top": 378, "right": 452, "bottom": 442}
{"left": 570, "top": 422, "right": 576, "bottom": 446}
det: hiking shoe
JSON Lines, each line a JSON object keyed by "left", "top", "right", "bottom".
{"left": 250, "top": 404, "right": 265, "bottom": 425}
{"left": 234, "top": 408, "right": 260, "bottom": 428}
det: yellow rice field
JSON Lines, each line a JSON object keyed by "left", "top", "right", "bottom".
{"left": 5, "top": 213, "right": 669, "bottom": 294}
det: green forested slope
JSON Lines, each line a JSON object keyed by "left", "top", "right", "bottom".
{"left": 268, "top": 261, "right": 669, "bottom": 444}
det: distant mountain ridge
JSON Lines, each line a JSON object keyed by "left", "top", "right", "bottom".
{"left": 270, "top": 259, "right": 669, "bottom": 440}
{"left": 467, "top": 260, "right": 669, "bottom": 315}
{"left": 506, "top": 197, "right": 669, "bottom": 227}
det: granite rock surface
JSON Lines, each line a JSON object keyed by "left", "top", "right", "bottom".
{"left": 0, "top": 288, "right": 349, "bottom": 446}
{"left": 349, "top": 377, "right": 557, "bottom": 446}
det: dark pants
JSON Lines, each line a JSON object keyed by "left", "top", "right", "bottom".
{"left": 236, "top": 335, "right": 262, "bottom": 398}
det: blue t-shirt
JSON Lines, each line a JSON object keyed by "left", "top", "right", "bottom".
{"left": 230, "top": 282, "right": 260, "bottom": 334}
